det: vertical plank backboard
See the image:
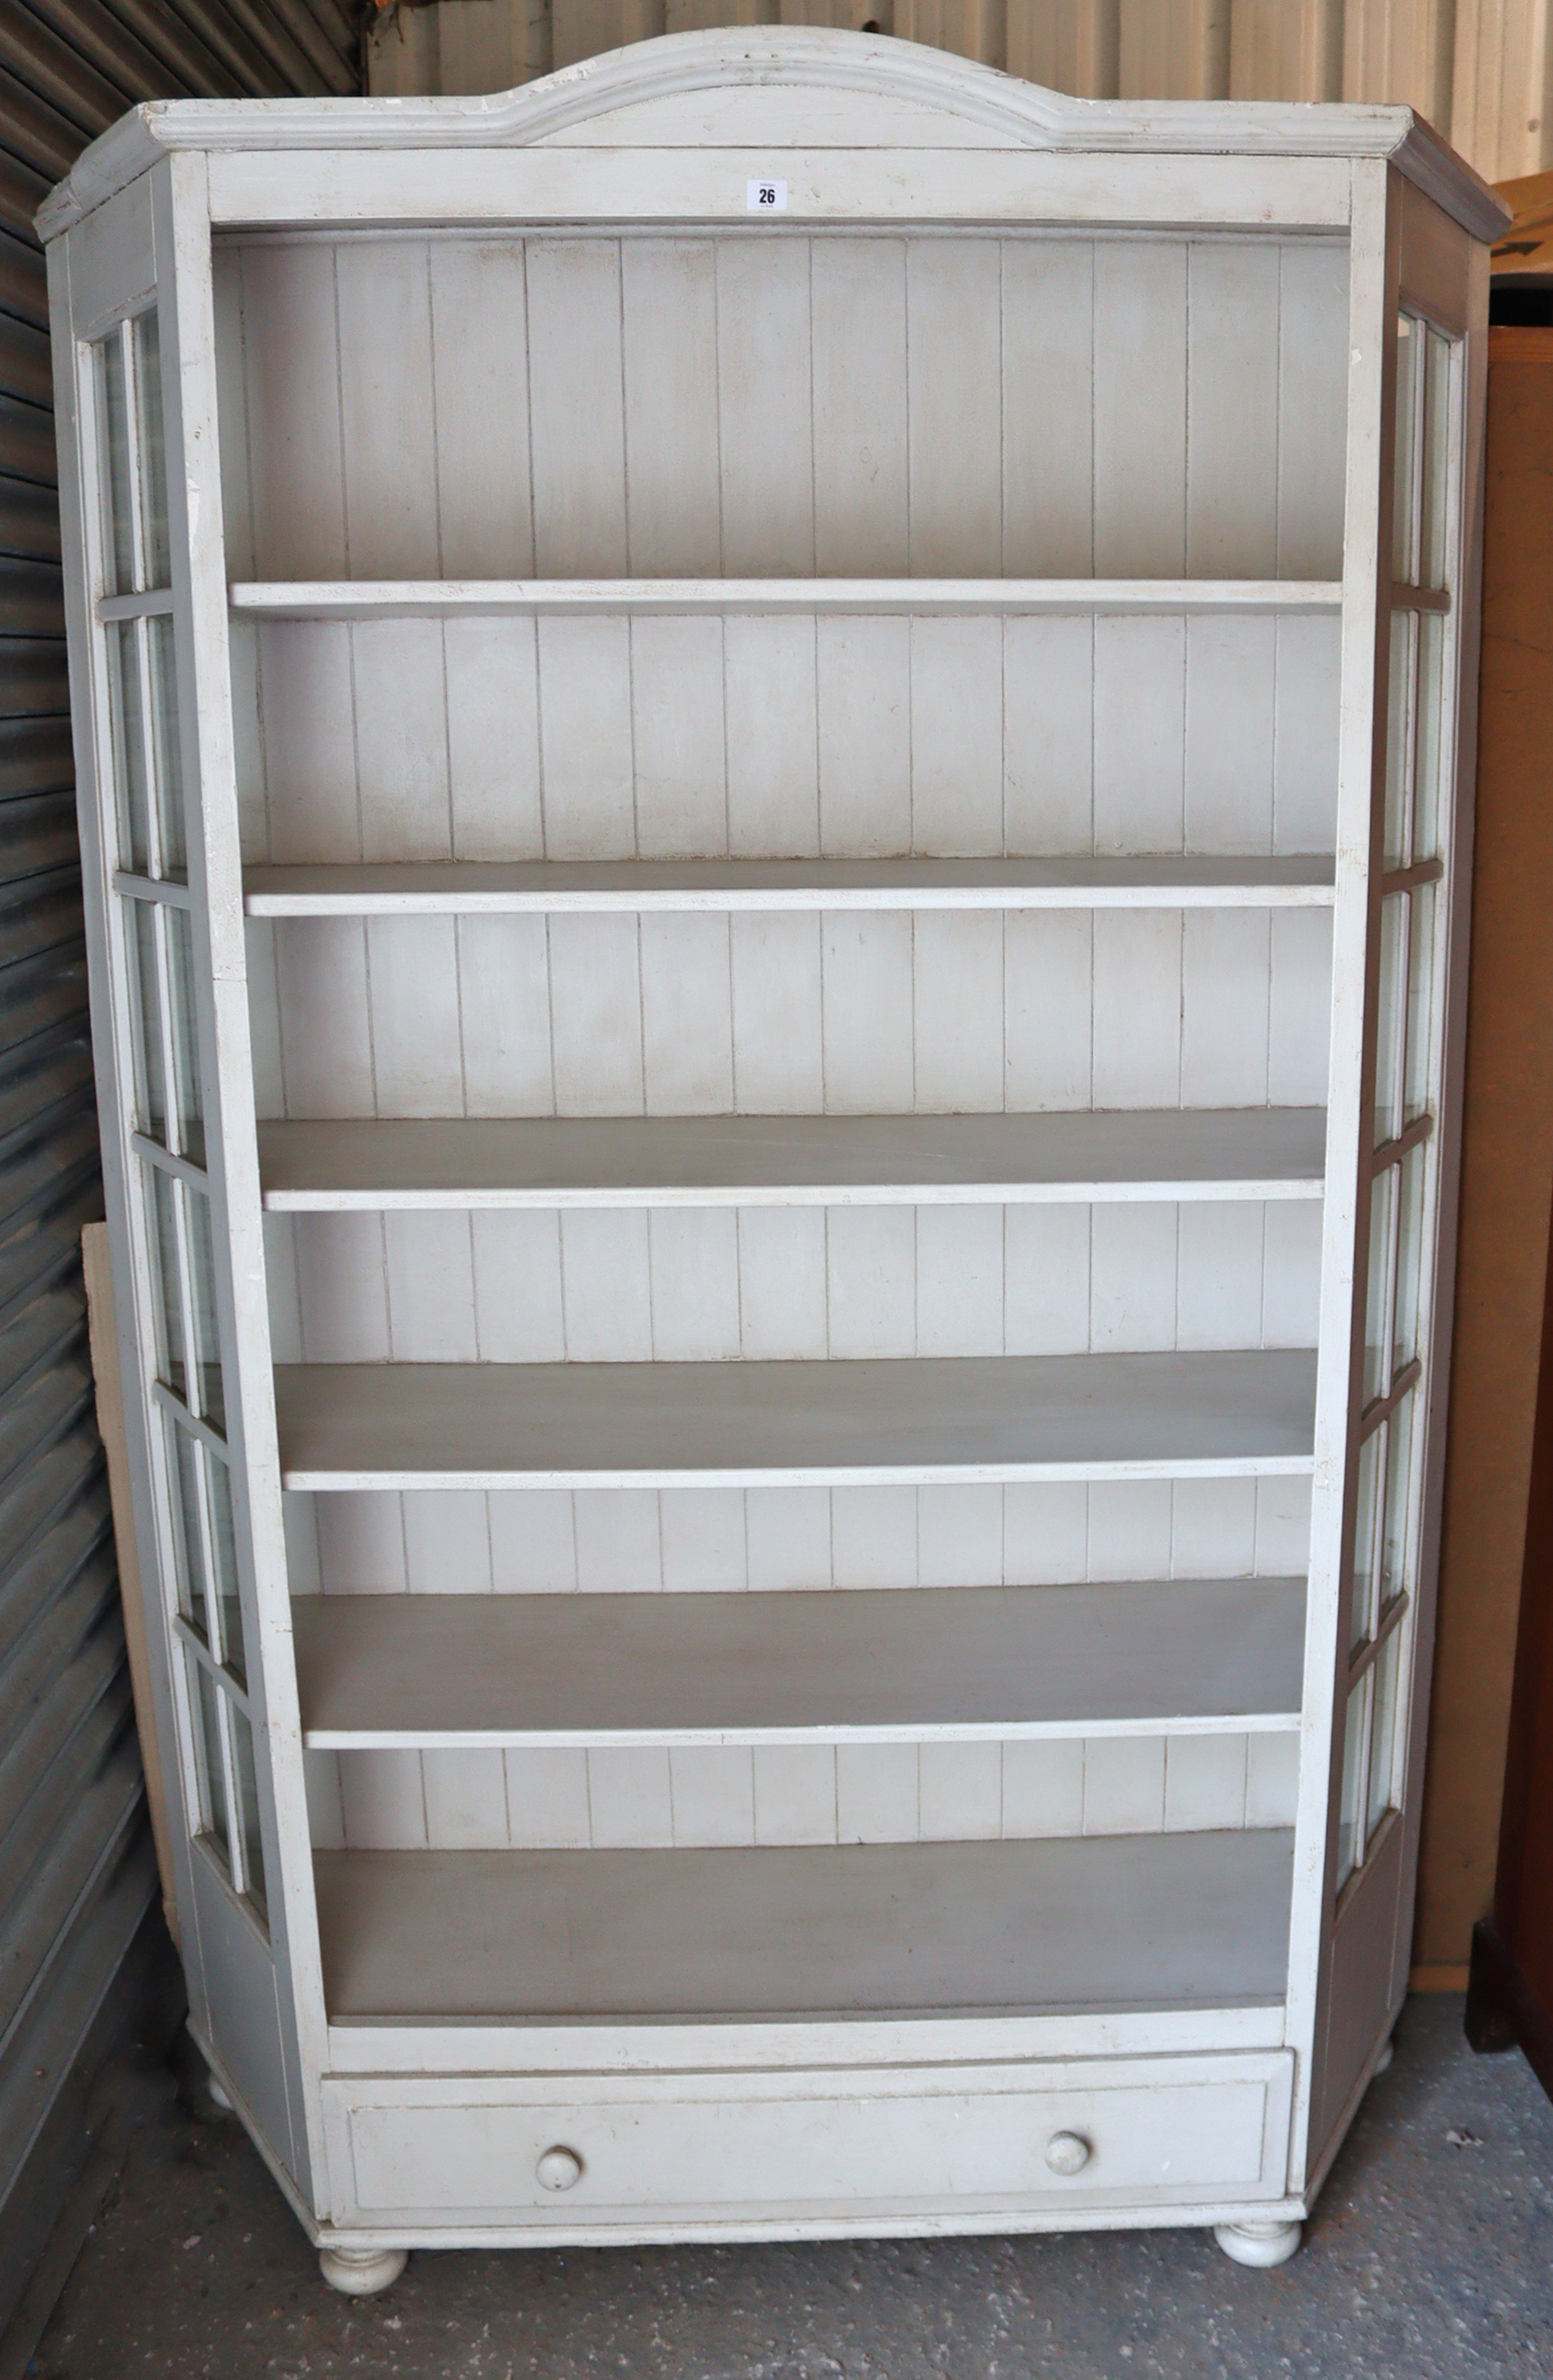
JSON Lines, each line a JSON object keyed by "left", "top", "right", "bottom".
{"left": 335, "top": 241, "right": 439, "bottom": 577}
{"left": 811, "top": 238, "right": 908, "bottom": 574}
{"left": 1094, "top": 241, "right": 1187, "bottom": 574}
{"left": 528, "top": 239, "right": 628, "bottom": 575}
{"left": 429, "top": 242, "right": 534, "bottom": 579}
{"left": 239, "top": 241, "right": 346, "bottom": 579}
{"left": 717, "top": 235, "right": 815, "bottom": 576}
{"left": 907, "top": 237, "right": 1001, "bottom": 573}
{"left": 622, "top": 239, "right": 722, "bottom": 575}
{"left": 1187, "top": 243, "right": 1280, "bottom": 576}
{"left": 1003, "top": 240, "right": 1093, "bottom": 575}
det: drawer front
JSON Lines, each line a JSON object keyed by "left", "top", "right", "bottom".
{"left": 322, "top": 2052, "right": 1294, "bottom": 2227}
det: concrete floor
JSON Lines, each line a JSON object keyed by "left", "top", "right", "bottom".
{"left": 27, "top": 1997, "right": 1553, "bottom": 2380}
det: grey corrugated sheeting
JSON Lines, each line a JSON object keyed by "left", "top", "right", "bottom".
{"left": 0, "top": 2, "right": 363, "bottom": 2363}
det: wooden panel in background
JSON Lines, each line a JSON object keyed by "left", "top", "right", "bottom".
{"left": 1467, "top": 1176, "right": 1553, "bottom": 2088}
{"left": 1417, "top": 328, "right": 1553, "bottom": 1977}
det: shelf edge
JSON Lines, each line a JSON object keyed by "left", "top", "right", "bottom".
{"left": 282, "top": 1456, "right": 1317, "bottom": 1491}
{"left": 262, "top": 1178, "right": 1328, "bottom": 1211}
{"left": 304, "top": 1712, "right": 1304, "bottom": 1750}
{"left": 230, "top": 577, "right": 1347, "bottom": 621}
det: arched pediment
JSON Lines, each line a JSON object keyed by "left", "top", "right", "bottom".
{"left": 38, "top": 24, "right": 1508, "bottom": 243}
{"left": 489, "top": 29, "right": 1113, "bottom": 150}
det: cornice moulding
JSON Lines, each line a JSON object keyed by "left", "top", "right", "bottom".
{"left": 35, "top": 27, "right": 1512, "bottom": 245}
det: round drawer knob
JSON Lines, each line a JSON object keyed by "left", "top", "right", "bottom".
{"left": 536, "top": 2145, "right": 583, "bottom": 2193}
{"left": 1045, "top": 2130, "right": 1091, "bottom": 2177}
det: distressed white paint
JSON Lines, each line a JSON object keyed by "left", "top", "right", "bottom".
{"left": 45, "top": 27, "right": 1493, "bottom": 2276}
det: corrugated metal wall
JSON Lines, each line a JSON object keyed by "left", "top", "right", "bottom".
{"left": 0, "top": 5, "right": 361, "bottom": 2360}
{"left": 368, "top": 0, "right": 1552, "bottom": 183}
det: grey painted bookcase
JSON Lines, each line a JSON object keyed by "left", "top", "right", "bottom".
{"left": 41, "top": 28, "right": 1503, "bottom": 2289}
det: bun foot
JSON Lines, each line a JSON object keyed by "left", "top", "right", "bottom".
{"left": 1214, "top": 2219, "right": 1302, "bottom": 2268}
{"left": 319, "top": 2244, "right": 409, "bottom": 2296}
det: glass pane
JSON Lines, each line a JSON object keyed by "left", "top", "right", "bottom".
{"left": 1413, "top": 610, "right": 1446, "bottom": 864}
{"left": 1382, "top": 1393, "right": 1416, "bottom": 1603}
{"left": 1394, "top": 1146, "right": 1429, "bottom": 1379}
{"left": 192, "top": 1654, "right": 230, "bottom": 1868}
{"left": 109, "top": 622, "right": 150, "bottom": 874}
{"left": 1404, "top": 881, "right": 1437, "bottom": 1125}
{"left": 1420, "top": 326, "right": 1453, "bottom": 592}
{"left": 1364, "top": 1168, "right": 1396, "bottom": 1405}
{"left": 134, "top": 310, "right": 170, "bottom": 588}
{"left": 96, "top": 329, "right": 135, "bottom": 597}
{"left": 1366, "top": 1627, "right": 1404, "bottom": 1846}
{"left": 146, "top": 617, "right": 185, "bottom": 879}
{"left": 204, "top": 1447, "right": 244, "bottom": 1685}
{"left": 164, "top": 906, "right": 204, "bottom": 1167}
{"left": 130, "top": 900, "right": 167, "bottom": 1144}
{"left": 1337, "top": 1673, "right": 1369, "bottom": 1892}
{"left": 1383, "top": 609, "right": 1415, "bottom": 870}
{"left": 230, "top": 1703, "right": 267, "bottom": 1917}
{"left": 1351, "top": 1420, "right": 1385, "bottom": 1653}
{"left": 1392, "top": 315, "right": 1420, "bottom": 583}
{"left": 1374, "top": 893, "right": 1407, "bottom": 1148}
{"left": 167, "top": 1414, "right": 207, "bottom": 1637}
{"left": 182, "top": 1184, "right": 224, "bottom": 1432}
{"left": 147, "top": 1161, "right": 186, "bottom": 1401}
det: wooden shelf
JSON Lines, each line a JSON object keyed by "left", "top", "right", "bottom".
{"left": 230, "top": 577, "right": 1345, "bottom": 622}
{"left": 244, "top": 854, "right": 1336, "bottom": 916}
{"left": 293, "top": 1578, "right": 1305, "bottom": 1748}
{"left": 314, "top": 1831, "right": 1295, "bottom": 2022}
{"left": 258, "top": 1110, "right": 1328, "bottom": 1212}
{"left": 275, "top": 1350, "right": 1317, "bottom": 1491}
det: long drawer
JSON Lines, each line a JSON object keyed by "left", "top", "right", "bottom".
{"left": 321, "top": 2051, "right": 1295, "bottom": 2230}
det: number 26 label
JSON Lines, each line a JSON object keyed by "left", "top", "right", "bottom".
{"left": 747, "top": 178, "right": 789, "bottom": 212}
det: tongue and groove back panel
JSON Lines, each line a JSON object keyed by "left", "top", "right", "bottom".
{"left": 214, "top": 231, "right": 1349, "bottom": 582}
{"left": 209, "top": 227, "right": 1345, "bottom": 1866}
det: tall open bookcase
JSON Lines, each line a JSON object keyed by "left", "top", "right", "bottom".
{"left": 41, "top": 32, "right": 1503, "bottom": 2288}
